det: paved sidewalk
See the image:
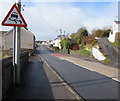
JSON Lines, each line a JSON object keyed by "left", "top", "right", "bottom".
{"left": 54, "top": 54, "right": 120, "bottom": 82}
{"left": 3, "top": 54, "right": 79, "bottom": 100}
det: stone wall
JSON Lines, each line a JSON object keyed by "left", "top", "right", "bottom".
{"left": 2, "top": 52, "right": 29, "bottom": 97}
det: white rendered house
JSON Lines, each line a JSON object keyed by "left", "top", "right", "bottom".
{"left": 108, "top": 21, "right": 120, "bottom": 43}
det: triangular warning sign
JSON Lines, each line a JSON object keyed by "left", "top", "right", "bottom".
{"left": 2, "top": 4, "right": 27, "bottom": 27}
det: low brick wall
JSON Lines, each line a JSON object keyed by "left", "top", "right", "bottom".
{"left": 2, "top": 52, "right": 29, "bottom": 97}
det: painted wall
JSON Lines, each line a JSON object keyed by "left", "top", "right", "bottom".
{"left": 92, "top": 47, "right": 106, "bottom": 61}
{"left": 108, "top": 21, "right": 120, "bottom": 43}
{"left": 53, "top": 39, "right": 61, "bottom": 49}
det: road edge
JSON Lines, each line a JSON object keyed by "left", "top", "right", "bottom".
{"left": 38, "top": 54, "right": 85, "bottom": 101}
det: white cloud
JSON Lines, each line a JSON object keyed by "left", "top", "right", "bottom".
{"left": 0, "top": 1, "right": 118, "bottom": 41}
{"left": 0, "top": 2, "right": 14, "bottom": 31}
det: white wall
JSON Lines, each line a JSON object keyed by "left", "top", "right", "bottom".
{"left": 108, "top": 21, "right": 120, "bottom": 43}
{"left": 53, "top": 39, "right": 61, "bottom": 49}
{"left": 108, "top": 31, "right": 115, "bottom": 43}
{"left": 92, "top": 47, "right": 106, "bottom": 61}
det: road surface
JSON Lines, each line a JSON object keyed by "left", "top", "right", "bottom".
{"left": 38, "top": 45, "right": 119, "bottom": 100}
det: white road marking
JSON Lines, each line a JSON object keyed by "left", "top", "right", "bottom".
{"left": 72, "top": 62, "right": 95, "bottom": 72}
{"left": 112, "top": 78, "right": 120, "bottom": 82}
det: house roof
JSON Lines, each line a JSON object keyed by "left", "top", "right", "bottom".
{"left": 0, "top": 31, "right": 8, "bottom": 35}
{"left": 3, "top": 27, "right": 35, "bottom": 37}
{"left": 114, "top": 21, "right": 120, "bottom": 24}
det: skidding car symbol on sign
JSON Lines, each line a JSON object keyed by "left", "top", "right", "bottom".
{"left": 1, "top": 4, "right": 27, "bottom": 27}
{"left": 9, "top": 12, "right": 22, "bottom": 24}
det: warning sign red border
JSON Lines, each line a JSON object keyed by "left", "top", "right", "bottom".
{"left": 2, "top": 4, "right": 27, "bottom": 27}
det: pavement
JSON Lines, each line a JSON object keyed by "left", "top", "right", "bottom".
{"left": 38, "top": 45, "right": 119, "bottom": 100}
{"left": 3, "top": 53, "right": 80, "bottom": 100}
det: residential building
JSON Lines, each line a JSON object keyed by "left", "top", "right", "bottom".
{"left": 0, "top": 31, "right": 7, "bottom": 50}
{"left": 3, "top": 28, "right": 35, "bottom": 51}
{"left": 108, "top": 21, "right": 120, "bottom": 42}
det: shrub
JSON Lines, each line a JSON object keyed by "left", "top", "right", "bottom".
{"left": 92, "top": 39, "right": 98, "bottom": 46}
{"left": 51, "top": 46, "right": 59, "bottom": 52}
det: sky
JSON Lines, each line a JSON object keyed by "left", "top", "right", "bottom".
{"left": 0, "top": 0, "right": 119, "bottom": 41}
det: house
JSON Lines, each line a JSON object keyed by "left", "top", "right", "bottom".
{"left": 108, "top": 21, "right": 120, "bottom": 42}
{"left": 52, "top": 38, "right": 61, "bottom": 49}
{"left": 0, "top": 31, "right": 7, "bottom": 50}
{"left": 2, "top": 28, "right": 35, "bottom": 51}
{"left": 41, "top": 41, "right": 48, "bottom": 45}
{"left": 48, "top": 34, "right": 70, "bottom": 49}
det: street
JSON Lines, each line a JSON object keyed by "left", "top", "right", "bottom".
{"left": 38, "top": 45, "right": 119, "bottom": 100}
{"left": 1, "top": 1, "right": 120, "bottom": 101}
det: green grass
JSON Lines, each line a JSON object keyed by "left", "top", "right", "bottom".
{"left": 71, "top": 49, "right": 93, "bottom": 58}
{"left": 112, "top": 41, "right": 119, "bottom": 48}
{"left": 102, "top": 55, "right": 111, "bottom": 63}
{"left": 85, "top": 44, "right": 92, "bottom": 51}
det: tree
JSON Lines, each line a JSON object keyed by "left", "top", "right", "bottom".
{"left": 92, "top": 27, "right": 111, "bottom": 37}
{"left": 70, "top": 27, "right": 88, "bottom": 44}
{"left": 92, "top": 29, "right": 103, "bottom": 37}
{"left": 60, "top": 38, "right": 71, "bottom": 49}
{"left": 102, "top": 29, "right": 111, "bottom": 37}
{"left": 60, "top": 38, "right": 72, "bottom": 54}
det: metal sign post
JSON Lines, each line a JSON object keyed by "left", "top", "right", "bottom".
{"left": 1, "top": 0, "right": 27, "bottom": 85}
{"left": 15, "top": 26, "right": 21, "bottom": 85}
{"left": 15, "top": 0, "right": 21, "bottom": 85}
{"left": 13, "top": 27, "right": 16, "bottom": 85}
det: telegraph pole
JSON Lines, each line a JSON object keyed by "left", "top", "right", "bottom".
{"left": 15, "top": 0, "right": 21, "bottom": 85}
{"left": 60, "top": 29, "right": 62, "bottom": 39}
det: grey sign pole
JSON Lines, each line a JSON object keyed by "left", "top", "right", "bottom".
{"left": 15, "top": 0, "right": 21, "bottom": 85}
{"left": 13, "top": 26, "right": 16, "bottom": 85}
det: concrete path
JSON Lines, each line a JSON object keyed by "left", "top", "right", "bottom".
{"left": 54, "top": 54, "right": 120, "bottom": 82}
{"left": 3, "top": 53, "right": 79, "bottom": 100}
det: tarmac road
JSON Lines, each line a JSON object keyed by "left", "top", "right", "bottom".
{"left": 38, "top": 45, "right": 119, "bottom": 100}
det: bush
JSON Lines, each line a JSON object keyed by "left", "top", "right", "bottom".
{"left": 60, "top": 38, "right": 72, "bottom": 49}
{"left": 102, "top": 55, "right": 111, "bottom": 63}
{"left": 115, "top": 32, "right": 120, "bottom": 42}
{"left": 52, "top": 46, "right": 59, "bottom": 51}
{"left": 92, "top": 39, "right": 98, "bottom": 46}
{"left": 82, "top": 36, "right": 94, "bottom": 45}
{"left": 111, "top": 32, "right": 120, "bottom": 49}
